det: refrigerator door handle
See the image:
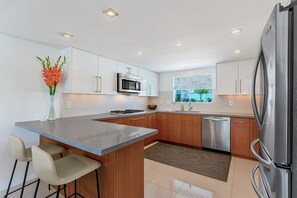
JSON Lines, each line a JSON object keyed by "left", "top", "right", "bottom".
{"left": 251, "top": 49, "right": 268, "bottom": 131}
{"left": 251, "top": 139, "right": 271, "bottom": 169}
{"left": 250, "top": 164, "right": 265, "bottom": 198}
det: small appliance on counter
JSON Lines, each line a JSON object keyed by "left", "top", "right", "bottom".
{"left": 110, "top": 109, "right": 144, "bottom": 115}
{"left": 117, "top": 73, "right": 141, "bottom": 94}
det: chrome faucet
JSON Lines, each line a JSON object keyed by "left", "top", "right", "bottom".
{"left": 188, "top": 100, "right": 193, "bottom": 111}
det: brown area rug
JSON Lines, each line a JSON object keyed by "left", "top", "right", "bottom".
{"left": 144, "top": 142, "right": 231, "bottom": 182}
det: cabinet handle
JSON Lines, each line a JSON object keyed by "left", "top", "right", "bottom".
{"left": 240, "top": 79, "right": 242, "bottom": 93}
{"left": 98, "top": 76, "right": 102, "bottom": 93}
{"left": 235, "top": 80, "right": 237, "bottom": 94}
{"left": 93, "top": 76, "right": 98, "bottom": 92}
{"left": 130, "top": 117, "right": 145, "bottom": 121}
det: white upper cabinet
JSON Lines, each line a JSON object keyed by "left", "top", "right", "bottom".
{"left": 70, "top": 48, "right": 98, "bottom": 93}
{"left": 137, "top": 68, "right": 159, "bottom": 97}
{"left": 216, "top": 59, "right": 257, "bottom": 95}
{"left": 118, "top": 62, "right": 139, "bottom": 76}
{"left": 238, "top": 59, "right": 257, "bottom": 94}
{"left": 138, "top": 68, "right": 149, "bottom": 96}
{"left": 216, "top": 61, "right": 238, "bottom": 95}
{"left": 63, "top": 48, "right": 117, "bottom": 94}
{"left": 148, "top": 71, "right": 159, "bottom": 97}
{"left": 98, "top": 56, "right": 118, "bottom": 95}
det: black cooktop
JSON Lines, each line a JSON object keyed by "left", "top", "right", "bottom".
{"left": 110, "top": 109, "right": 144, "bottom": 114}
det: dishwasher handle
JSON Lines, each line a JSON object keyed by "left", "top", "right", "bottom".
{"left": 203, "top": 117, "right": 229, "bottom": 122}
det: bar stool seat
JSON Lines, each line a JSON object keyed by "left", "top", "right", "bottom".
{"left": 5, "top": 134, "right": 65, "bottom": 198}
{"left": 32, "top": 145, "right": 101, "bottom": 198}
{"left": 22, "top": 143, "right": 65, "bottom": 161}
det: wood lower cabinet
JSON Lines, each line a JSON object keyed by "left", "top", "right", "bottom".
{"left": 231, "top": 118, "right": 260, "bottom": 159}
{"left": 249, "top": 119, "right": 260, "bottom": 159}
{"left": 156, "top": 113, "right": 167, "bottom": 140}
{"left": 166, "top": 114, "right": 202, "bottom": 147}
{"left": 126, "top": 115, "right": 149, "bottom": 128}
{"left": 144, "top": 114, "right": 157, "bottom": 145}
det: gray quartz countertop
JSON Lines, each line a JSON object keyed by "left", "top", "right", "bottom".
{"left": 93, "top": 110, "right": 254, "bottom": 119}
{"left": 15, "top": 114, "right": 157, "bottom": 156}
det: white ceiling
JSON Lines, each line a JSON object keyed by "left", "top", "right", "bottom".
{"left": 0, "top": 0, "right": 289, "bottom": 72}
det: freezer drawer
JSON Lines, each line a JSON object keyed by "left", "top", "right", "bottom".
{"left": 202, "top": 116, "right": 230, "bottom": 152}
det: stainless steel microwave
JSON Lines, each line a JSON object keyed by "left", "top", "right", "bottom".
{"left": 117, "top": 73, "right": 141, "bottom": 94}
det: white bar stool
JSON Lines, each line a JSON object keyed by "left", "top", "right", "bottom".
{"left": 5, "top": 134, "right": 65, "bottom": 198}
{"left": 32, "top": 145, "right": 101, "bottom": 198}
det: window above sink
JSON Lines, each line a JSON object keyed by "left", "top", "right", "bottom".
{"left": 173, "top": 74, "right": 214, "bottom": 103}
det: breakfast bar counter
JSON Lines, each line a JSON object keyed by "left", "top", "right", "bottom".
{"left": 15, "top": 115, "right": 158, "bottom": 198}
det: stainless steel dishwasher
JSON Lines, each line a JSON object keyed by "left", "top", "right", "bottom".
{"left": 202, "top": 116, "right": 230, "bottom": 152}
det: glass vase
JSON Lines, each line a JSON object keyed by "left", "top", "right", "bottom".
{"left": 48, "top": 95, "right": 56, "bottom": 121}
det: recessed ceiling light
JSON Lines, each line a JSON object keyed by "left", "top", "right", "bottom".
{"left": 234, "top": 49, "right": 241, "bottom": 54}
{"left": 61, "top": 33, "right": 74, "bottom": 39}
{"left": 103, "top": 8, "right": 119, "bottom": 18}
{"left": 175, "top": 42, "right": 183, "bottom": 46}
{"left": 136, "top": 51, "right": 143, "bottom": 55}
{"left": 231, "top": 29, "right": 242, "bottom": 34}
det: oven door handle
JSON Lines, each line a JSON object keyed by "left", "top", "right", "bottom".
{"left": 250, "top": 163, "right": 265, "bottom": 198}
{"left": 251, "top": 139, "right": 271, "bottom": 169}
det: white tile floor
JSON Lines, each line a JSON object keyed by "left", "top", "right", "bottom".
{"left": 144, "top": 156, "right": 259, "bottom": 198}
{"left": 1, "top": 144, "right": 259, "bottom": 198}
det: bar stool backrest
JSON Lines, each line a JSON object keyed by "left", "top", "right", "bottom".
{"left": 9, "top": 134, "right": 28, "bottom": 162}
{"left": 31, "top": 145, "right": 60, "bottom": 185}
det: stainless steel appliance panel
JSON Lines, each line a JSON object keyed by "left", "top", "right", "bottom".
{"left": 202, "top": 116, "right": 230, "bottom": 152}
{"left": 251, "top": 4, "right": 290, "bottom": 165}
{"left": 117, "top": 73, "right": 141, "bottom": 94}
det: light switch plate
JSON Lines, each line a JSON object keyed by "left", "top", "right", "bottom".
{"left": 65, "top": 101, "right": 71, "bottom": 109}
{"left": 229, "top": 100, "right": 234, "bottom": 106}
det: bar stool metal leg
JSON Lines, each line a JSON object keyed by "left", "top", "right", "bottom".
{"left": 34, "top": 179, "right": 40, "bottom": 198}
{"left": 95, "top": 169, "right": 100, "bottom": 198}
{"left": 4, "top": 160, "right": 18, "bottom": 198}
{"left": 56, "top": 185, "right": 61, "bottom": 198}
{"left": 63, "top": 184, "right": 67, "bottom": 198}
{"left": 74, "top": 180, "right": 77, "bottom": 198}
{"left": 20, "top": 162, "right": 30, "bottom": 198}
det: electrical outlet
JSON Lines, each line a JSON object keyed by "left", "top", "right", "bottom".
{"left": 229, "top": 100, "right": 234, "bottom": 106}
{"left": 65, "top": 101, "right": 71, "bottom": 109}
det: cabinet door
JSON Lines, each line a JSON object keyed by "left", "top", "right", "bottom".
{"left": 238, "top": 59, "right": 257, "bottom": 94}
{"left": 103, "top": 118, "right": 126, "bottom": 125}
{"left": 118, "top": 62, "right": 139, "bottom": 76}
{"left": 138, "top": 68, "right": 149, "bottom": 96}
{"left": 231, "top": 118, "right": 250, "bottom": 157}
{"left": 72, "top": 48, "right": 98, "bottom": 93}
{"left": 98, "top": 56, "right": 118, "bottom": 94}
{"left": 144, "top": 114, "right": 157, "bottom": 146}
{"left": 249, "top": 119, "right": 260, "bottom": 158}
{"left": 156, "top": 113, "right": 167, "bottom": 140}
{"left": 216, "top": 62, "right": 238, "bottom": 95}
{"left": 166, "top": 114, "right": 182, "bottom": 143}
{"left": 126, "top": 115, "right": 148, "bottom": 127}
{"left": 148, "top": 72, "right": 159, "bottom": 97}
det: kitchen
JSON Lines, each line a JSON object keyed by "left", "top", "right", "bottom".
{"left": 0, "top": 0, "right": 296, "bottom": 198}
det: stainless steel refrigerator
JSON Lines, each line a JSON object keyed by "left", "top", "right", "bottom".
{"left": 250, "top": 2, "right": 297, "bottom": 198}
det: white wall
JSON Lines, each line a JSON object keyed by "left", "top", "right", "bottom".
{"left": 0, "top": 34, "right": 62, "bottom": 191}
{"left": 152, "top": 67, "right": 253, "bottom": 114}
